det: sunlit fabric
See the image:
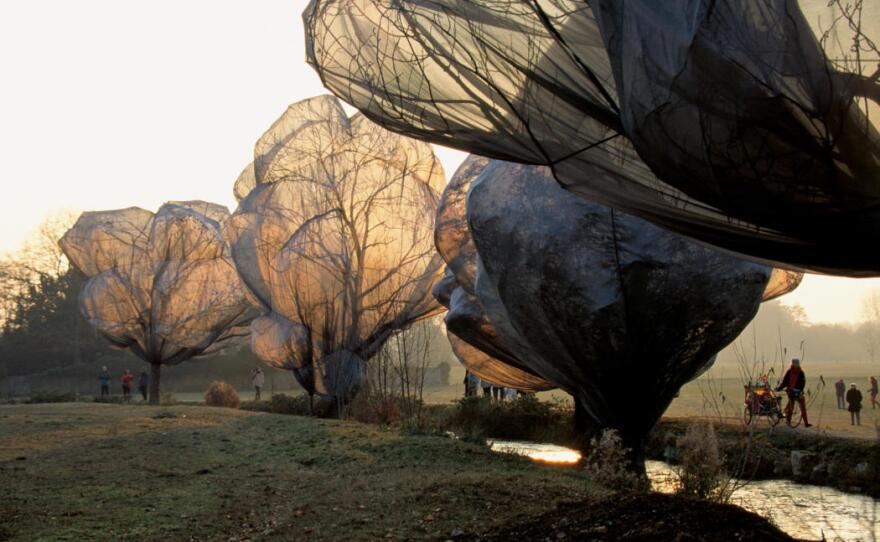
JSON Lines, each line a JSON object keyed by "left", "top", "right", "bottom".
{"left": 60, "top": 201, "right": 254, "bottom": 364}
{"left": 443, "top": 159, "right": 771, "bottom": 457}
{"left": 227, "top": 95, "right": 446, "bottom": 398}
{"left": 433, "top": 155, "right": 555, "bottom": 391}
{"left": 762, "top": 269, "right": 804, "bottom": 302}
{"left": 305, "top": 0, "right": 880, "bottom": 276}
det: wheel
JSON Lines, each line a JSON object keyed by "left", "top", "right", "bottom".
{"left": 786, "top": 399, "right": 803, "bottom": 428}
{"left": 767, "top": 405, "right": 781, "bottom": 427}
{"left": 742, "top": 404, "right": 753, "bottom": 425}
{"left": 791, "top": 405, "right": 804, "bottom": 427}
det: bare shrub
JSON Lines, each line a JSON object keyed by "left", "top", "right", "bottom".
{"left": 266, "top": 393, "right": 313, "bottom": 416}
{"left": 583, "top": 429, "right": 645, "bottom": 491}
{"left": 361, "top": 320, "right": 437, "bottom": 424}
{"left": 674, "top": 422, "right": 736, "bottom": 503}
{"left": 204, "top": 381, "right": 240, "bottom": 409}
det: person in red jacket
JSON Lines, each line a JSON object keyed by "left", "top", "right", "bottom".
{"left": 120, "top": 369, "right": 135, "bottom": 403}
{"left": 776, "top": 358, "right": 812, "bottom": 428}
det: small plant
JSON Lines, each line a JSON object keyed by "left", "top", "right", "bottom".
{"left": 674, "top": 422, "right": 735, "bottom": 502}
{"left": 446, "top": 394, "right": 575, "bottom": 444}
{"left": 160, "top": 392, "right": 177, "bottom": 406}
{"left": 583, "top": 429, "right": 645, "bottom": 491}
{"left": 267, "top": 393, "right": 313, "bottom": 416}
{"left": 204, "top": 381, "right": 240, "bottom": 409}
{"left": 26, "top": 391, "right": 77, "bottom": 404}
{"left": 352, "top": 394, "right": 404, "bottom": 425}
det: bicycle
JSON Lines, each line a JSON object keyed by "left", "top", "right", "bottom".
{"left": 780, "top": 388, "right": 806, "bottom": 428}
{"left": 743, "top": 384, "right": 782, "bottom": 427}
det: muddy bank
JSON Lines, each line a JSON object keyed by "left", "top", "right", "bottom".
{"left": 468, "top": 493, "right": 801, "bottom": 542}
{"left": 647, "top": 420, "right": 880, "bottom": 497}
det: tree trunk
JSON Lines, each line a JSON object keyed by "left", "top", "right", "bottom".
{"left": 574, "top": 397, "right": 648, "bottom": 478}
{"left": 149, "top": 363, "right": 161, "bottom": 405}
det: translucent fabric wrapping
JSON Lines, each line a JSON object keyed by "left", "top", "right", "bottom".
{"left": 434, "top": 157, "right": 797, "bottom": 393}
{"left": 228, "top": 95, "right": 446, "bottom": 398}
{"left": 305, "top": 0, "right": 880, "bottom": 276}
{"left": 433, "top": 155, "right": 555, "bottom": 391}
{"left": 60, "top": 202, "right": 255, "bottom": 365}
{"left": 762, "top": 269, "right": 804, "bottom": 302}
{"left": 437, "top": 158, "right": 771, "bottom": 452}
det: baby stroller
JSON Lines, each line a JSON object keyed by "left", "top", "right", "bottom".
{"left": 743, "top": 382, "right": 782, "bottom": 427}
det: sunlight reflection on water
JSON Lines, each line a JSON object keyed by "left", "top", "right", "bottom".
{"left": 489, "top": 440, "right": 582, "bottom": 464}
{"left": 490, "top": 440, "right": 879, "bottom": 541}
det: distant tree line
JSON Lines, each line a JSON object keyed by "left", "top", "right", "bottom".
{"left": 717, "top": 299, "right": 880, "bottom": 365}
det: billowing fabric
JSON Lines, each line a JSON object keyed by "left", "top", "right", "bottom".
{"left": 60, "top": 201, "right": 254, "bottom": 365}
{"left": 305, "top": 0, "right": 880, "bottom": 276}
{"left": 433, "top": 156, "right": 554, "bottom": 391}
{"left": 443, "top": 159, "right": 771, "bottom": 452}
{"left": 434, "top": 156, "right": 794, "bottom": 393}
{"left": 762, "top": 269, "right": 804, "bottom": 302}
{"left": 228, "top": 95, "right": 446, "bottom": 398}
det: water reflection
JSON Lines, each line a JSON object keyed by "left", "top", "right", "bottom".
{"left": 647, "top": 461, "right": 879, "bottom": 542}
{"left": 490, "top": 440, "right": 879, "bottom": 541}
{"left": 489, "top": 440, "right": 582, "bottom": 464}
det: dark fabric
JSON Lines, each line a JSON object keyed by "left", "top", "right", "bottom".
{"left": 305, "top": 0, "right": 880, "bottom": 275}
{"left": 461, "top": 160, "right": 770, "bottom": 450}
{"left": 847, "top": 389, "right": 863, "bottom": 412}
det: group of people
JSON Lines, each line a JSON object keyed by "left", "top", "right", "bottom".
{"left": 98, "top": 366, "right": 149, "bottom": 401}
{"left": 834, "top": 374, "right": 878, "bottom": 426}
{"left": 754, "top": 358, "right": 877, "bottom": 428}
{"left": 463, "top": 371, "right": 522, "bottom": 401}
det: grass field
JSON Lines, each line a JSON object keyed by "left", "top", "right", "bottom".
{"left": 0, "top": 403, "right": 603, "bottom": 541}
{"left": 169, "top": 359, "right": 880, "bottom": 440}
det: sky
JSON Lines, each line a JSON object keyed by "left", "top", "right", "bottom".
{"left": 0, "top": 0, "right": 878, "bottom": 326}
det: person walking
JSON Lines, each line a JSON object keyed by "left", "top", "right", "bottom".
{"left": 120, "top": 369, "right": 134, "bottom": 402}
{"left": 251, "top": 367, "right": 265, "bottom": 400}
{"left": 137, "top": 371, "right": 149, "bottom": 401}
{"left": 835, "top": 379, "right": 846, "bottom": 410}
{"left": 465, "top": 371, "right": 481, "bottom": 398}
{"left": 775, "top": 358, "right": 812, "bottom": 428}
{"left": 492, "top": 385, "right": 503, "bottom": 402}
{"left": 481, "top": 378, "right": 492, "bottom": 399}
{"left": 869, "top": 376, "right": 879, "bottom": 409}
{"left": 846, "top": 383, "right": 863, "bottom": 426}
{"left": 98, "top": 366, "right": 111, "bottom": 398}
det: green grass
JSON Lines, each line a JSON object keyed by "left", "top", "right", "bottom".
{"left": 0, "top": 403, "right": 603, "bottom": 541}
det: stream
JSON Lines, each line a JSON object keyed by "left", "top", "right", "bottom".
{"left": 489, "top": 440, "right": 879, "bottom": 541}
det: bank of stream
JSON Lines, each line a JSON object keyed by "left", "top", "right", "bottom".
{"left": 489, "top": 439, "right": 880, "bottom": 541}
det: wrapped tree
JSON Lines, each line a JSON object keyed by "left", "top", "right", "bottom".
{"left": 227, "top": 95, "right": 446, "bottom": 405}
{"left": 432, "top": 156, "right": 555, "bottom": 392}
{"left": 60, "top": 201, "right": 255, "bottom": 404}
{"left": 435, "top": 157, "right": 800, "bottom": 396}
{"left": 434, "top": 157, "right": 787, "bottom": 470}
{"left": 305, "top": 0, "right": 880, "bottom": 276}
